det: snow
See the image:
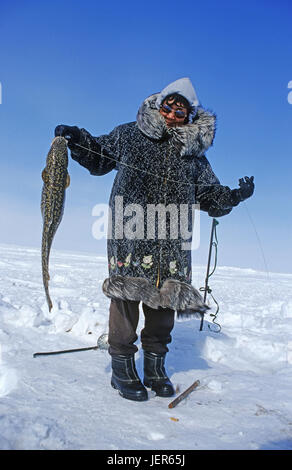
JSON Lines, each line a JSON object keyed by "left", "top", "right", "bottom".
{"left": 0, "top": 243, "right": 292, "bottom": 450}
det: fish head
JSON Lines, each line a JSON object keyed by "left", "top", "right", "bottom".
{"left": 48, "top": 136, "right": 69, "bottom": 166}
{"left": 51, "top": 136, "right": 68, "bottom": 152}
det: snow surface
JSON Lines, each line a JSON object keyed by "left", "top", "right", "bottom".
{"left": 0, "top": 243, "right": 292, "bottom": 450}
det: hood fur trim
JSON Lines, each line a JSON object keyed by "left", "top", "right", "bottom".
{"left": 102, "top": 275, "right": 209, "bottom": 318}
{"left": 136, "top": 93, "right": 216, "bottom": 157}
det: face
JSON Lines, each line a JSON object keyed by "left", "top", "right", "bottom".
{"left": 159, "top": 97, "right": 189, "bottom": 127}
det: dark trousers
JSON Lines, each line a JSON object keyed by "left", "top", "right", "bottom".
{"left": 108, "top": 299, "right": 175, "bottom": 356}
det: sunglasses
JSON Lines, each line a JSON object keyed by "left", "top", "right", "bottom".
{"left": 160, "top": 104, "right": 187, "bottom": 118}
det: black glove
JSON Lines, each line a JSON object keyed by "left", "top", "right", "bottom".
{"left": 231, "top": 176, "right": 255, "bottom": 205}
{"left": 238, "top": 176, "right": 255, "bottom": 201}
{"left": 54, "top": 125, "right": 80, "bottom": 148}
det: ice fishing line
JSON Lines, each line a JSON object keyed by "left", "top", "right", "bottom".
{"left": 242, "top": 202, "right": 276, "bottom": 314}
{"left": 74, "top": 143, "right": 226, "bottom": 188}
{"left": 73, "top": 143, "right": 266, "bottom": 334}
{"left": 72, "top": 142, "right": 241, "bottom": 334}
{"left": 243, "top": 202, "right": 271, "bottom": 282}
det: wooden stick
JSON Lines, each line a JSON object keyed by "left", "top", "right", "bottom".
{"left": 168, "top": 380, "right": 200, "bottom": 409}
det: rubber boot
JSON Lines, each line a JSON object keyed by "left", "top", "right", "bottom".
{"left": 111, "top": 354, "right": 148, "bottom": 402}
{"left": 143, "top": 351, "right": 175, "bottom": 397}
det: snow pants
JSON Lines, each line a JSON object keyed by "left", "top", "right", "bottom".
{"left": 108, "top": 299, "right": 175, "bottom": 356}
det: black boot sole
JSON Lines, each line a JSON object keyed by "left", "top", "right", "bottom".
{"left": 111, "top": 380, "right": 148, "bottom": 402}
{"left": 144, "top": 380, "right": 175, "bottom": 398}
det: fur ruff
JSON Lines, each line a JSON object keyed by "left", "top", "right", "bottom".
{"left": 136, "top": 93, "right": 216, "bottom": 157}
{"left": 102, "top": 275, "right": 209, "bottom": 318}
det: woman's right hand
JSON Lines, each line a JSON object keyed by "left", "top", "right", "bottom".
{"left": 54, "top": 125, "right": 80, "bottom": 147}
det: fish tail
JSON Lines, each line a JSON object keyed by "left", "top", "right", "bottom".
{"left": 42, "top": 231, "right": 53, "bottom": 311}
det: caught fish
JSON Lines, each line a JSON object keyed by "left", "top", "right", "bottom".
{"left": 41, "top": 136, "right": 70, "bottom": 311}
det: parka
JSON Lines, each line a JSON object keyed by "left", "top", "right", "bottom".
{"left": 70, "top": 92, "right": 241, "bottom": 316}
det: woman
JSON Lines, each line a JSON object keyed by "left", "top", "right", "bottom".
{"left": 55, "top": 77, "right": 254, "bottom": 402}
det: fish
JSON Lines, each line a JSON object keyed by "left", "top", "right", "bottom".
{"left": 41, "top": 136, "right": 70, "bottom": 311}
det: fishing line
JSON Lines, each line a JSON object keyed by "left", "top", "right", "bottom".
{"left": 243, "top": 202, "right": 271, "bottom": 284}
{"left": 74, "top": 143, "right": 265, "bottom": 273}
{"left": 243, "top": 201, "right": 279, "bottom": 324}
{"left": 74, "top": 144, "right": 258, "bottom": 220}
{"left": 73, "top": 142, "right": 269, "bottom": 325}
{"left": 74, "top": 143, "right": 224, "bottom": 188}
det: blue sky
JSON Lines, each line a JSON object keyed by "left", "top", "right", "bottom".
{"left": 0, "top": 0, "right": 291, "bottom": 273}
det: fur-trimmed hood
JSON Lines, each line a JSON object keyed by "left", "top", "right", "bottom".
{"left": 136, "top": 93, "right": 216, "bottom": 157}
